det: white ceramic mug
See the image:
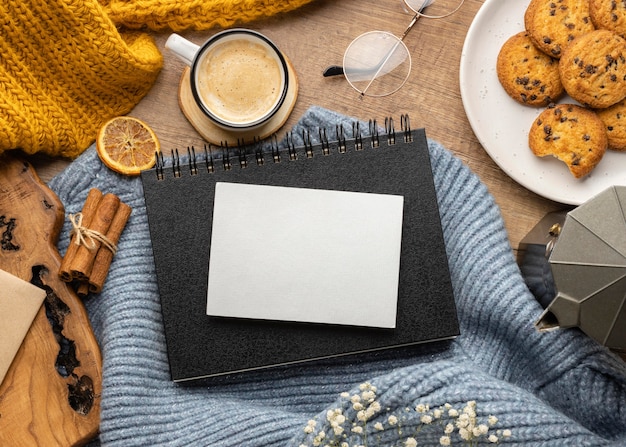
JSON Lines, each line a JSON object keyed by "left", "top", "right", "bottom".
{"left": 166, "top": 29, "right": 289, "bottom": 131}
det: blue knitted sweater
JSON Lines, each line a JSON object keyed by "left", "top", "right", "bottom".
{"left": 49, "top": 107, "right": 626, "bottom": 446}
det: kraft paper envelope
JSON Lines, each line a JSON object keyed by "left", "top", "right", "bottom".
{"left": 207, "top": 182, "right": 404, "bottom": 328}
{"left": 0, "top": 268, "right": 46, "bottom": 386}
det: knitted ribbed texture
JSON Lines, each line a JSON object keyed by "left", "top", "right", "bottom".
{"left": 99, "top": 0, "right": 316, "bottom": 31}
{"left": 0, "top": 0, "right": 163, "bottom": 158}
{"left": 48, "top": 107, "right": 626, "bottom": 446}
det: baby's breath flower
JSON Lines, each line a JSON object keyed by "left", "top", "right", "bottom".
{"left": 361, "top": 390, "right": 376, "bottom": 402}
{"left": 420, "top": 414, "right": 433, "bottom": 424}
{"left": 327, "top": 409, "right": 341, "bottom": 421}
{"left": 304, "top": 419, "right": 317, "bottom": 434}
{"left": 369, "top": 401, "right": 381, "bottom": 413}
{"left": 464, "top": 401, "right": 477, "bottom": 418}
{"left": 351, "top": 425, "right": 364, "bottom": 434}
{"left": 456, "top": 413, "right": 470, "bottom": 429}
{"left": 302, "top": 390, "right": 512, "bottom": 447}
{"left": 333, "top": 415, "right": 346, "bottom": 427}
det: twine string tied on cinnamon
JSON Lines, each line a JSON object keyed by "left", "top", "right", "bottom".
{"left": 69, "top": 212, "right": 118, "bottom": 256}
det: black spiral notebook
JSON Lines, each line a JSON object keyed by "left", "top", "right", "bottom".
{"left": 141, "top": 116, "right": 459, "bottom": 383}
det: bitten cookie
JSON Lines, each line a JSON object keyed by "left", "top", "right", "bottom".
{"left": 595, "top": 98, "right": 626, "bottom": 151}
{"left": 559, "top": 29, "right": 626, "bottom": 108}
{"left": 497, "top": 31, "right": 564, "bottom": 106}
{"left": 524, "top": 0, "right": 594, "bottom": 58}
{"left": 529, "top": 104, "right": 607, "bottom": 178}
{"left": 590, "top": 0, "right": 626, "bottom": 39}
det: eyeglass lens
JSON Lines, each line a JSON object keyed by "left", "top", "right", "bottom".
{"left": 337, "top": 0, "right": 465, "bottom": 97}
{"left": 404, "top": 0, "right": 465, "bottom": 19}
{"left": 343, "top": 31, "right": 411, "bottom": 97}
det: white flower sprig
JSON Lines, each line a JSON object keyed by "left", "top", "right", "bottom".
{"left": 299, "top": 382, "right": 512, "bottom": 447}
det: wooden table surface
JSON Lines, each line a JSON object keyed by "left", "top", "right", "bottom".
{"left": 28, "top": 0, "right": 568, "bottom": 256}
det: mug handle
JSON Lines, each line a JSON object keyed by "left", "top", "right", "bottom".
{"left": 165, "top": 34, "right": 200, "bottom": 66}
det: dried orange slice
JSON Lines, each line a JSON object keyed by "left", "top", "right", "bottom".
{"left": 96, "top": 116, "right": 160, "bottom": 176}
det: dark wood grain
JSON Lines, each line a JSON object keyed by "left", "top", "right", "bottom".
{"left": 0, "top": 155, "right": 102, "bottom": 447}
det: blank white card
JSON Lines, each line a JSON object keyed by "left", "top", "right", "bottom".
{"left": 206, "top": 182, "right": 404, "bottom": 328}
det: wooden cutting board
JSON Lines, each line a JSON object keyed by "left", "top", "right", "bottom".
{"left": 0, "top": 154, "right": 101, "bottom": 446}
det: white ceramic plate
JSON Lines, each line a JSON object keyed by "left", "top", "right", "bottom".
{"left": 459, "top": 0, "right": 626, "bottom": 205}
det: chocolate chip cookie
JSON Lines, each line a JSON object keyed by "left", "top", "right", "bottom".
{"left": 595, "top": 98, "right": 626, "bottom": 150}
{"left": 524, "top": 0, "right": 594, "bottom": 58}
{"left": 497, "top": 31, "right": 564, "bottom": 106}
{"left": 590, "top": 0, "right": 626, "bottom": 39}
{"left": 529, "top": 103, "right": 607, "bottom": 177}
{"left": 559, "top": 29, "right": 626, "bottom": 108}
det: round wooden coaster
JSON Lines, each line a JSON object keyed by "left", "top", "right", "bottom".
{"left": 178, "top": 57, "right": 299, "bottom": 146}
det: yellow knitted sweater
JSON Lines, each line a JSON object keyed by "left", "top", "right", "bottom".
{"left": 0, "top": 0, "right": 314, "bottom": 158}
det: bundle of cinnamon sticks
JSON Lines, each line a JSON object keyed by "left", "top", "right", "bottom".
{"left": 59, "top": 188, "right": 131, "bottom": 296}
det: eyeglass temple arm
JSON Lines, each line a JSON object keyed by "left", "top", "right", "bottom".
{"left": 401, "top": 12, "right": 420, "bottom": 40}
{"left": 322, "top": 13, "right": 420, "bottom": 78}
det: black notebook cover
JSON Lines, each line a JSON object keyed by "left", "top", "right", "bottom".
{"left": 141, "top": 119, "right": 459, "bottom": 383}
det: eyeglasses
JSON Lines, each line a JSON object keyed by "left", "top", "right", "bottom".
{"left": 323, "top": 0, "right": 465, "bottom": 97}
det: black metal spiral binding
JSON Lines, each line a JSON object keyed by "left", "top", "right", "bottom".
{"left": 271, "top": 135, "right": 281, "bottom": 163}
{"left": 172, "top": 148, "right": 181, "bottom": 178}
{"left": 155, "top": 115, "right": 413, "bottom": 179}
{"left": 155, "top": 151, "right": 164, "bottom": 180}
{"left": 385, "top": 117, "right": 396, "bottom": 145}
{"left": 336, "top": 124, "right": 347, "bottom": 153}
{"left": 221, "top": 143, "right": 232, "bottom": 171}
{"left": 303, "top": 130, "right": 314, "bottom": 158}
{"left": 369, "top": 119, "right": 380, "bottom": 148}
{"left": 237, "top": 139, "right": 248, "bottom": 168}
{"left": 286, "top": 132, "right": 297, "bottom": 161}
{"left": 401, "top": 114, "right": 412, "bottom": 143}
{"left": 254, "top": 136, "right": 265, "bottom": 166}
{"left": 319, "top": 127, "right": 330, "bottom": 155}
{"left": 204, "top": 144, "right": 215, "bottom": 173}
{"left": 187, "top": 146, "right": 198, "bottom": 175}
{"left": 353, "top": 121, "right": 363, "bottom": 151}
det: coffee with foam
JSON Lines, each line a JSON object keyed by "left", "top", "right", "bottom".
{"left": 195, "top": 38, "right": 285, "bottom": 126}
